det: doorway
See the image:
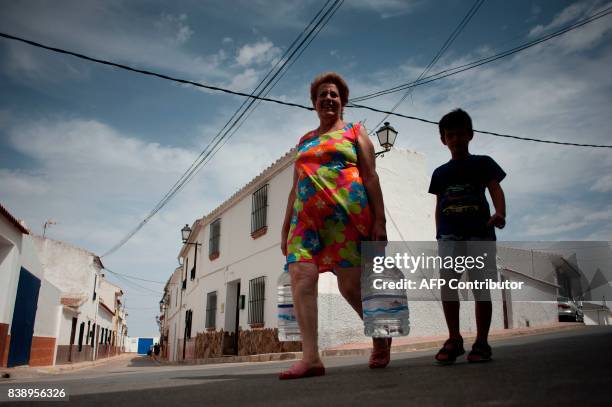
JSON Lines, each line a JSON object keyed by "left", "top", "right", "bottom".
{"left": 7, "top": 268, "right": 41, "bottom": 367}
{"left": 223, "top": 280, "right": 241, "bottom": 355}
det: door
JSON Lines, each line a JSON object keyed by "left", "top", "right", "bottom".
{"left": 223, "top": 280, "right": 241, "bottom": 355}
{"left": 7, "top": 268, "right": 41, "bottom": 367}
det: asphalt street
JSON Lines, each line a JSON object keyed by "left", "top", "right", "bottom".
{"left": 1, "top": 326, "right": 610, "bottom": 406}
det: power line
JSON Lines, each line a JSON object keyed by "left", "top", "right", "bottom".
{"left": 104, "top": 267, "right": 163, "bottom": 294}
{"left": 2, "top": 21, "right": 607, "bottom": 150}
{"left": 350, "top": 5, "right": 612, "bottom": 103}
{"left": 368, "top": 0, "right": 485, "bottom": 134}
{"left": 348, "top": 102, "right": 612, "bottom": 148}
{"left": 100, "top": 0, "right": 343, "bottom": 257}
{"left": 103, "top": 268, "right": 166, "bottom": 284}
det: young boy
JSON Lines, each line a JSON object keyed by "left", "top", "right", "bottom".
{"left": 428, "top": 109, "right": 506, "bottom": 364}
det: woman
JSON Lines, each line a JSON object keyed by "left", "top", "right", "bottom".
{"left": 279, "top": 72, "right": 389, "bottom": 380}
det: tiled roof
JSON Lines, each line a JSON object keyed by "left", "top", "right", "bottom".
{"left": 0, "top": 202, "right": 29, "bottom": 235}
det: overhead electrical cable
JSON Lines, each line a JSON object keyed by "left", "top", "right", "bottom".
{"left": 367, "top": 0, "right": 485, "bottom": 134}
{"left": 100, "top": 0, "right": 344, "bottom": 257}
{"left": 350, "top": 4, "right": 612, "bottom": 102}
{"left": 1, "top": 4, "right": 610, "bottom": 119}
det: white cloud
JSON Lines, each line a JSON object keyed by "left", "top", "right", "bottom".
{"left": 227, "top": 68, "right": 260, "bottom": 91}
{"left": 591, "top": 175, "right": 612, "bottom": 193}
{"left": 0, "top": 1, "right": 230, "bottom": 83}
{"left": 347, "top": 0, "right": 421, "bottom": 18}
{"left": 155, "top": 12, "right": 194, "bottom": 45}
{"left": 523, "top": 206, "right": 612, "bottom": 237}
{"left": 235, "top": 39, "right": 281, "bottom": 66}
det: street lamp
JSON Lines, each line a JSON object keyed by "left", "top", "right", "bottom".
{"left": 181, "top": 224, "right": 192, "bottom": 243}
{"left": 375, "top": 122, "right": 398, "bottom": 157}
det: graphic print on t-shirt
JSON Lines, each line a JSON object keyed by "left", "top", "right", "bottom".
{"left": 441, "top": 184, "right": 480, "bottom": 216}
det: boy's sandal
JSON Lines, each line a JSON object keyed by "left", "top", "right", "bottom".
{"left": 435, "top": 338, "right": 465, "bottom": 365}
{"left": 467, "top": 342, "right": 492, "bottom": 363}
{"left": 369, "top": 338, "right": 392, "bottom": 369}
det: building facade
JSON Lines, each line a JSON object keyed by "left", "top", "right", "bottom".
{"left": 32, "top": 236, "right": 126, "bottom": 365}
{"left": 0, "top": 203, "right": 62, "bottom": 368}
{"left": 160, "top": 148, "right": 575, "bottom": 361}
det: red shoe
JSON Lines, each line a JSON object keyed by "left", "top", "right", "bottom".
{"left": 278, "top": 361, "right": 325, "bottom": 380}
{"left": 369, "top": 338, "right": 392, "bottom": 369}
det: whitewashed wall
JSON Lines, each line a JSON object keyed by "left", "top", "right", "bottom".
{"left": 0, "top": 216, "right": 22, "bottom": 327}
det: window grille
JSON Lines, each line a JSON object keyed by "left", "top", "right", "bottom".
{"left": 251, "top": 184, "right": 268, "bottom": 234}
{"left": 77, "top": 322, "right": 84, "bottom": 351}
{"left": 185, "top": 309, "right": 193, "bottom": 339}
{"left": 209, "top": 219, "right": 221, "bottom": 256}
{"left": 205, "top": 291, "right": 217, "bottom": 329}
{"left": 248, "top": 276, "right": 265, "bottom": 325}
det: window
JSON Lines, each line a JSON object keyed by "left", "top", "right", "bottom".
{"left": 209, "top": 219, "right": 221, "bottom": 259}
{"left": 90, "top": 324, "right": 96, "bottom": 348}
{"left": 77, "top": 322, "right": 84, "bottom": 351}
{"left": 251, "top": 184, "right": 268, "bottom": 236}
{"left": 205, "top": 291, "right": 217, "bottom": 329}
{"left": 182, "top": 259, "right": 188, "bottom": 290}
{"left": 248, "top": 276, "right": 265, "bottom": 325}
{"left": 185, "top": 310, "right": 193, "bottom": 339}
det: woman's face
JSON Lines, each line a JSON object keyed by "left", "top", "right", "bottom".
{"left": 315, "top": 82, "right": 342, "bottom": 120}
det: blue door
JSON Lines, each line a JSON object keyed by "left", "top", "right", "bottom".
{"left": 137, "top": 338, "right": 153, "bottom": 355}
{"left": 8, "top": 268, "right": 41, "bottom": 367}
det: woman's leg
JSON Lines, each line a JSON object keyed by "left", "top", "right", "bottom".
{"left": 289, "top": 262, "right": 323, "bottom": 366}
{"left": 336, "top": 266, "right": 388, "bottom": 351}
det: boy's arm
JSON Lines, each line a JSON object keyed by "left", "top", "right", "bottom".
{"left": 487, "top": 179, "right": 506, "bottom": 229}
{"left": 435, "top": 195, "right": 440, "bottom": 231}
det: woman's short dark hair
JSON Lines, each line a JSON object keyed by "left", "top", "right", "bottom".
{"left": 310, "top": 72, "right": 349, "bottom": 107}
{"left": 439, "top": 108, "right": 473, "bottom": 137}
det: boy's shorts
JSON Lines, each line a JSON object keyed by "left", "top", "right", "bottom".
{"left": 437, "top": 239, "right": 498, "bottom": 302}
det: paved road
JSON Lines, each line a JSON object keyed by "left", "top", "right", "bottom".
{"left": 1, "top": 326, "right": 610, "bottom": 406}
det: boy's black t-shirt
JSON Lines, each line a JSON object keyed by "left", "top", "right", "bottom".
{"left": 428, "top": 155, "right": 506, "bottom": 240}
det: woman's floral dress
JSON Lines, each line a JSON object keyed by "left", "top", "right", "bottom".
{"left": 286, "top": 122, "right": 372, "bottom": 272}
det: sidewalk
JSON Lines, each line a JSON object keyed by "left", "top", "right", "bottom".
{"left": 1, "top": 353, "right": 134, "bottom": 381}
{"left": 322, "top": 322, "right": 585, "bottom": 356}
{"left": 163, "top": 322, "right": 585, "bottom": 366}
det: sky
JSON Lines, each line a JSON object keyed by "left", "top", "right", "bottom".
{"left": 1, "top": 0, "right": 611, "bottom": 336}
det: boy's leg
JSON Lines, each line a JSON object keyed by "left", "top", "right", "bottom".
{"left": 442, "top": 300, "right": 461, "bottom": 339}
{"left": 475, "top": 301, "right": 492, "bottom": 343}
{"left": 470, "top": 240, "right": 496, "bottom": 344}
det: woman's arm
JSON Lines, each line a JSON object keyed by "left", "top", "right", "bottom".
{"left": 356, "top": 125, "right": 387, "bottom": 241}
{"left": 281, "top": 166, "right": 299, "bottom": 255}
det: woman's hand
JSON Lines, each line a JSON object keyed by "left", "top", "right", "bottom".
{"left": 370, "top": 219, "right": 387, "bottom": 242}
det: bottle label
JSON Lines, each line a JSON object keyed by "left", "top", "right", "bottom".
{"left": 278, "top": 304, "right": 297, "bottom": 321}
{"left": 363, "top": 295, "right": 409, "bottom": 317}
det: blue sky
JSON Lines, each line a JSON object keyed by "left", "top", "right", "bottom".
{"left": 1, "top": 0, "right": 611, "bottom": 336}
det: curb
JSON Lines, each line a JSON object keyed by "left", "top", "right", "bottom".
{"left": 322, "top": 323, "right": 585, "bottom": 357}
{"left": 161, "top": 351, "right": 301, "bottom": 366}
{"left": 159, "top": 323, "right": 585, "bottom": 366}
{"left": 1, "top": 353, "right": 133, "bottom": 380}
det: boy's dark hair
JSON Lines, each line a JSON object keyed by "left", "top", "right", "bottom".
{"left": 438, "top": 109, "right": 473, "bottom": 137}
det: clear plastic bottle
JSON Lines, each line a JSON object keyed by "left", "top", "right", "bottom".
{"left": 361, "top": 265, "right": 410, "bottom": 337}
{"left": 277, "top": 266, "right": 301, "bottom": 341}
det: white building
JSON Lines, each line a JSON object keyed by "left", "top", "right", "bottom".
{"left": 162, "top": 148, "right": 569, "bottom": 361}
{"left": 0, "top": 203, "right": 62, "bottom": 367}
{"left": 32, "top": 236, "right": 126, "bottom": 364}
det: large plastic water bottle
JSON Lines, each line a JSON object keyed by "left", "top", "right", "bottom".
{"left": 362, "top": 265, "right": 410, "bottom": 337}
{"left": 277, "top": 266, "right": 301, "bottom": 341}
